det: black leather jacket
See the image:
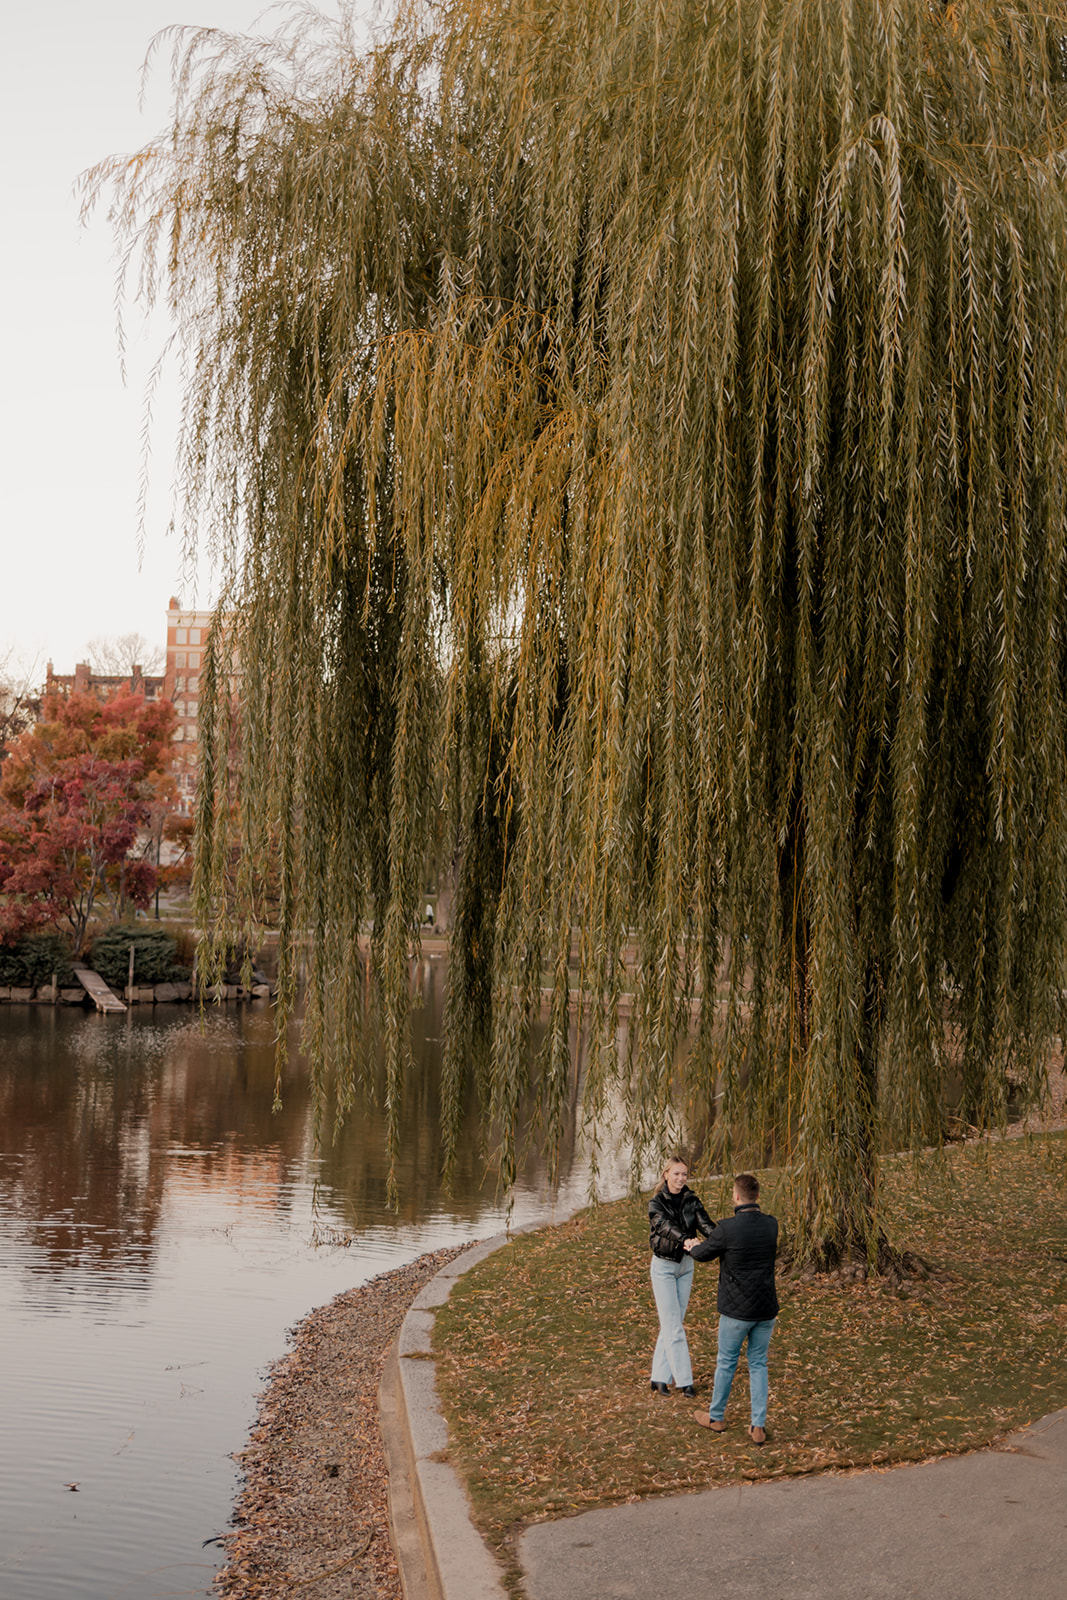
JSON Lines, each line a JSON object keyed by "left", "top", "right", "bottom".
{"left": 648, "top": 1184, "right": 715, "bottom": 1263}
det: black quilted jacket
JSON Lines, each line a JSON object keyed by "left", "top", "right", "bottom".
{"left": 688, "top": 1204, "right": 779, "bottom": 1319}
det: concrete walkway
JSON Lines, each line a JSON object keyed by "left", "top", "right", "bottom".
{"left": 520, "top": 1408, "right": 1067, "bottom": 1599}
{"left": 381, "top": 1235, "right": 1067, "bottom": 1600}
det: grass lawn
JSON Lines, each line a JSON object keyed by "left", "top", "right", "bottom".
{"left": 433, "top": 1132, "right": 1067, "bottom": 1586}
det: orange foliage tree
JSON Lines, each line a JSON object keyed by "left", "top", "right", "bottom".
{"left": 0, "top": 692, "right": 178, "bottom": 954}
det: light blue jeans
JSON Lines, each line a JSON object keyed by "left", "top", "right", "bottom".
{"left": 650, "top": 1255, "right": 695, "bottom": 1387}
{"left": 708, "top": 1313, "right": 776, "bottom": 1427}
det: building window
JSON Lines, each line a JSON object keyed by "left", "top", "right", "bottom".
{"left": 176, "top": 652, "right": 186, "bottom": 668}
{"left": 189, "top": 628, "right": 201, "bottom": 645}
{"left": 174, "top": 726, "right": 184, "bottom": 742}
{"left": 177, "top": 628, "right": 187, "bottom": 644}
{"left": 188, "top": 652, "right": 200, "bottom": 669}
{"left": 187, "top": 676, "right": 198, "bottom": 692}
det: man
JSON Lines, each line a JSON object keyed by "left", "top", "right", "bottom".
{"left": 685, "top": 1172, "right": 778, "bottom": 1445}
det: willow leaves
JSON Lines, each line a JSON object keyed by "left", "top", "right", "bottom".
{"left": 96, "top": 0, "right": 1067, "bottom": 1257}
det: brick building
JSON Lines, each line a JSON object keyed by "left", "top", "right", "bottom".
{"left": 165, "top": 597, "right": 214, "bottom": 816}
{"left": 44, "top": 660, "right": 165, "bottom": 703}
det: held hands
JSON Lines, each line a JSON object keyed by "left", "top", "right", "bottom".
{"left": 683, "top": 1236, "right": 700, "bottom": 1252}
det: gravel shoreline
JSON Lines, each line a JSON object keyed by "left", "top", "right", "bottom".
{"left": 213, "top": 1243, "right": 471, "bottom": 1600}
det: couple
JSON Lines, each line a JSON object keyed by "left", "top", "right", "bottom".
{"left": 648, "top": 1156, "right": 778, "bottom": 1446}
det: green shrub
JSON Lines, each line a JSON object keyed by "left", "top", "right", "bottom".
{"left": 0, "top": 931, "right": 76, "bottom": 988}
{"left": 88, "top": 925, "right": 188, "bottom": 988}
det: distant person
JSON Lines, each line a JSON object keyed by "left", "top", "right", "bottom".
{"left": 648, "top": 1155, "right": 715, "bottom": 1397}
{"left": 685, "top": 1172, "right": 778, "bottom": 1444}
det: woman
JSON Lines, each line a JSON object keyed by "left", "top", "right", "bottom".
{"left": 648, "top": 1155, "right": 715, "bottom": 1397}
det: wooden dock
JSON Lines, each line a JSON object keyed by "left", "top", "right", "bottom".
{"left": 72, "top": 966, "right": 127, "bottom": 1013}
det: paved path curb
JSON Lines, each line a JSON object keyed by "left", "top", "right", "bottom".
{"left": 380, "top": 1188, "right": 628, "bottom": 1600}
{"left": 379, "top": 1339, "right": 440, "bottom": 1600}
{"left": 380, "top": 1234, "right": 513, "bottom": 1600}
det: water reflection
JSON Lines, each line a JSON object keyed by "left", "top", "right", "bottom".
{"left": 316, "top": 960, "right": 583, "bottom": 1225}
{"left": 0, "top": 966, "right": 619, "bottom": 1600}
{"left": 1, "top": 1008, "right": 312, "bottom": 1295}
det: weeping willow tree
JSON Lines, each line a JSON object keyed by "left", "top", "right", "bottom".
{"left": 94, "top": 0, "right": 1067, "bottom": 1262}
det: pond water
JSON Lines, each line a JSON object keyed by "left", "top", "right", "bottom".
{"left": 0, "top": 963, "right": 624, "bottom": 1600}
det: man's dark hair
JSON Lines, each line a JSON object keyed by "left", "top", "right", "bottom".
{"left": 734, "top": 1172, "right": 760, "bottom": 1203}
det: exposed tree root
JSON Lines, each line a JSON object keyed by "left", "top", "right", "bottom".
{"left": 780, "top": 1231, "right": 935, "bottom": 1289}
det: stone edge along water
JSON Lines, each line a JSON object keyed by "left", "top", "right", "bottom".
{"left": 380, "top": 1197, "right": 620, "bottom": 1600}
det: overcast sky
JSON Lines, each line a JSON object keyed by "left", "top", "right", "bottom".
{"left": 1, "top": 1, "right": 369, "bottom": 677}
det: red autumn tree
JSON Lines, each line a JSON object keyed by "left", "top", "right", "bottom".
{"left": 0, "top": 691, "right": 177, "bottom": 954}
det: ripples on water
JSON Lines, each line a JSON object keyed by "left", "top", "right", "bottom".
{"left": 0, "top": 982, "right": 617, "bottom": 1599}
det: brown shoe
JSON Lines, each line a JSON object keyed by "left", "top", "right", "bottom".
{"left": 747, "top": 1424, "right": 767, "bottom": 1445}
{"left": 692, "top": 1411, "right": 727, "bottom": 1431}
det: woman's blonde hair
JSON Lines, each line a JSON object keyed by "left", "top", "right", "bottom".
{"left": 654, "top": 1153, "right": 690, "bottom": 1195}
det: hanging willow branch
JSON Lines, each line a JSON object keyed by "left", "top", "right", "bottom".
{"left": 90, "top": 0, "right": 1067, "bottom": 1261}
